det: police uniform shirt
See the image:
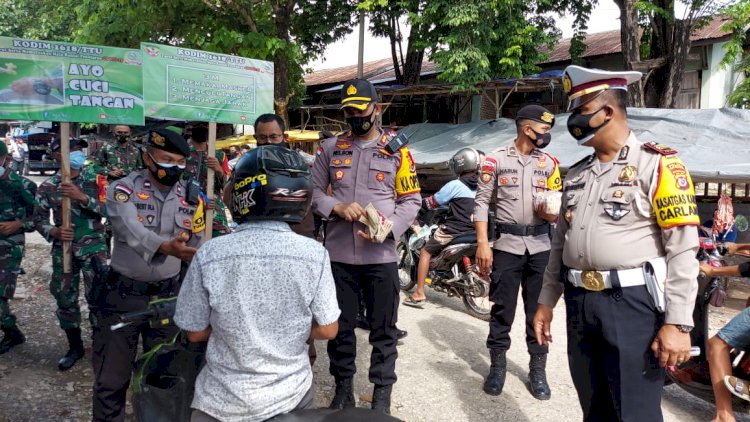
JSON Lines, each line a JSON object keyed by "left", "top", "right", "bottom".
{"left": 312, "top": 132, "right": 422, "bottom": 265}
{"left": 538, "top": 133, "right": 700, "bottom": 326}
{"left": 474, "top": 145, "right": 562, "bottom": 255}
{"left": 107, "top": 169, "right": 204, "bottom": 282}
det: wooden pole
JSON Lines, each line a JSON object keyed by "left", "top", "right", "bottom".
{"left": 60, "top": 123, "right": 72, "bottom": 273}
{"left": 205, "top": 122, "right": 216, "bottom": 240}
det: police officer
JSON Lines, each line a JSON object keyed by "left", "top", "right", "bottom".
{"left": 36, "top": 137, "right": 107, "bottom": 371}
{"left": 533, "top": 66, "right": 699, "bottom": 420}
{"left": 0, "top": 141, "right": 36, "bottom": 354}
{"left": 185, "top": 125, "right": 230, "bottom": 237}
{"left": 92, "top": 128, "right": 205, "bottom": 421}
{"left": 312, "top": 79, "right": 421, "bottom": 414}
{"left": 474, "top": 105, "right": 561, "bottom": 400}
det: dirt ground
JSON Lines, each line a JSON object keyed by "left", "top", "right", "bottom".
{"left": 1, "top": 174, "right": 750, "bottom": 421}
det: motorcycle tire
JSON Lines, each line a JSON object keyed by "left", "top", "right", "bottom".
{"left": 461, "top": 270, "right": 492, "bottom": 322}
{"left": 397, "top": 238, "right": 416, "bottom": 291}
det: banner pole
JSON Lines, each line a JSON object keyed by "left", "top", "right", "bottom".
{"left": 60, "top": 123, "right": 72, "bottom": 273}
{"left": 205, "top": 122, "right": 216, "bottom": 240}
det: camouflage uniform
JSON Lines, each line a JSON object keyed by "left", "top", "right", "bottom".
{"left": 35, "top": 170, "right": 107, "bottom": 330}
{"left": 95, "top": 141, "right": 142, "bottom": 255}
{"left": 0, "top": 173, "right": 37, "bottom": 329}
{"left": 96, "top": 142, "right": 142, "bottom": 180}
{"left": 184, "top": 144, "right": 230, "bottom": 237}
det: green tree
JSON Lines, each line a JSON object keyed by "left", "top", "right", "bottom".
{"left": 0, "top": 0, "right": 77, "bottom": 41}
{"left": 720, "top": 0, "right": 750, "bottom": 108}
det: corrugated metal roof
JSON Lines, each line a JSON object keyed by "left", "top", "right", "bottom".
{"left": 304, "top": 58, "right": 437, "bottom": 87}
{"left": 541, "top": 16, "right": 734, "bottom": 64}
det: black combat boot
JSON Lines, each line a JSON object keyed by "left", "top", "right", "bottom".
{"left": 58, "top": 327, "right": 85, "bottom": 371}
{"left": 529, "top": 353, "right": 551, "bottom": 400}
{"left": 371, "top": 384, "right": 393, "bottom": 415}
{"left": 329, "top": 377, "right": 355, "bottom": 409}
{"left": 483, "top": 349, "right": 507, "bottom": 395}
{"left": 0, "top": 326, "right": 25, "bottom": 354}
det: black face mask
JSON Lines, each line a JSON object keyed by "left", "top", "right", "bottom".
{"left": 567, "top": 106, "right": 610, "bottom": 145}
{"left": 347, "top": 112, "right": 375, "bottom": 137}
{"left": 147, "top": 154, "right": 184, "bottom": 186}
{"left": 115, "top": 135, "right": 129, "bottom": 144}
{"left": 529, "top": 129, "right": 551, "bottom": 149}
{"left": 460, "top": 174, "right": 478, "bottom": 190}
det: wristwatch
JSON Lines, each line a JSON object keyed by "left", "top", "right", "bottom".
{"left": 675, "top": 324, "right": 693, "bottom": 333}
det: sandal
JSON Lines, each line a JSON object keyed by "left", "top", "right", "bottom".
{"left": 402, "top": 296, "right": 426, "bottom": 308}
{"left": 724, "top": 375, "right": 750, "bottom": 402}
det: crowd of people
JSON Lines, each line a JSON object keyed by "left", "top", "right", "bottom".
{"left": 0, "top": 64, "right": 747, "bottom": 422}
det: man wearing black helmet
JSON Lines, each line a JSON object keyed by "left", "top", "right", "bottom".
{"left": 474, "top": 105, "right": 562, "bottom": 400}
{"left": 91, "top": 128, "right": 206, "bottom": 421}
{"left": 176, "top": 145, "right": 340, "bottom": 422}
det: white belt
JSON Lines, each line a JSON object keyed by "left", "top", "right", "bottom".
{"left": 567, "top": 267, "right": 646, "bottom": 291}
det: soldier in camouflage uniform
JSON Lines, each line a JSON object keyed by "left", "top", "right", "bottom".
{"left": 36, "top": 137, "right": 108, "bottom": 371}
{"left": 95, "top": 125, "right": 141, "bottom": 253}
{"left": 0, "top": 141, "right": 37, "bottom": 354}
{"left": 184, "top": 126, "right": 230, "bottom": 237}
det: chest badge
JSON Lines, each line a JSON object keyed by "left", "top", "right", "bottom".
{"left": 147, "top": 215, "right": 155, "bottom": 224}
{"left": 499, "top": 177, "right": 509, "bottom": 185}
{"left": 537, "top": 160, "right": 547, "bottom": 169}
{"left": 136, "top": 192, "right": 151, "bottom": 200}
{"left": 613, "top": 190, "right": 624, "bottom": 198}
{"left": 335, "top": 170, "right": 345, "bottom": 181}
{"left": 344, "top": 157, "right": 352, "bottom": 165}
{"left": 332, "top": 159, "right": 342, "bottom": 166}
{"left": 618, "top": 166, "right": 637, "bottom": 183}
{"left": 375, "top": 172, "right": 385, "bottom": 182}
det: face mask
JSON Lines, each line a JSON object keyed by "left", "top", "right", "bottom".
{"left": 347, "top": 111, "right": 375, "bottom": 137}
{"left": 529, "top": 129, "right": 551, "bottom": 149}
{"left": 147, "top": 153, "right": 185, "bottom": 186}
{"left": 460, "top": 174, "right": 478, "bottom": 189}
{"left": 70, "top": 151, "right": 86, "bottom": 170}
{"left": 567, "top": 106, "right": 610, "bottom": 145}
{"left": 115, "top": 135, "right": 129, "bottom": 144}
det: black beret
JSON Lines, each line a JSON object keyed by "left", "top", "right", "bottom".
{"left": 516, "top": 105, "right": 555, "bottom": 128}
{"left": 146, "top": 128, "right": 189, "bottom": 156}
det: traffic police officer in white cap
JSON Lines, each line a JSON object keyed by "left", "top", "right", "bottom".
{"left": 533, "top": 65, "right": 700, "bottom": 420}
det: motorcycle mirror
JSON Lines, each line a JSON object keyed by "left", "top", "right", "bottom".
{"left": 735, "top": 214, "right": 748, "bottom": 232}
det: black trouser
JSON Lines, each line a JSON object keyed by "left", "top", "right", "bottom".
{"left": 486, "top": 249, "right": 549, "bottom": 354}
{"left": 327, "top": 262, "right": 399, "bottom": 385}
{"left": 564, "top": 283, "right": 665, "bottom": 421}
{"left": 91, "top": 273, "right": 180, "bottom": 422}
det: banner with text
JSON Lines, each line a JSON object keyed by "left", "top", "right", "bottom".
{"left": 0, "top": 36, "right": 144, "bottom": 125}
{"left": 141, "top": 43, "right": 274, "bottom": 124}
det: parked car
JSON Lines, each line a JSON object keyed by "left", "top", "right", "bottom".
{"left": 24, "top": 132, "right": 58, "bottom": 175}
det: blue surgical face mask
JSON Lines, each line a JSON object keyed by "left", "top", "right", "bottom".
{"left": 70, "top": 151, "right": 86, "bottom": 170}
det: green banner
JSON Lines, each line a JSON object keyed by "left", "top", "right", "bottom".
{"left": 0, "top": 36, "right": 144, "bottom": 125}
{"left": 142, "top": 43, "right": 274, "bottom": 124}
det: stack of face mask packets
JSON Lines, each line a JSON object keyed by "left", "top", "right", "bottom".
{"left": 358, "top": 203, "right": 394, "bottom": 243}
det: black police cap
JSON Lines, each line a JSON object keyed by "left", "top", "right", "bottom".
{"left": 516, "top": 105, "right": 555, "bottom": 128}
{"left": 145, "top": 128, "right": 189, "bottom": 156}
{"left": 341, "top": 78, "right": 379, "bottom": 111}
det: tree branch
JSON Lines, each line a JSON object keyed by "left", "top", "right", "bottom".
{"left": 219, "top": 0, "right": 258, "bottom": 32}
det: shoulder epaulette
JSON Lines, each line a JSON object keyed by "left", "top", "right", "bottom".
{"left": 570, "top": 154, "right": 594, "bottom": 169}
{"left": 643, "top": 141, "right": 678, "bottom": 155}
{"left": 542, "top": 151, "right": 560, "bottom": 165}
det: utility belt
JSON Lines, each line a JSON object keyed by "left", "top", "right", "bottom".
{"left": 495, "top": 222, "right": 550, "bottom": 237}
{"left": 107, "top": 270, "right": 179, "bottom": 297}
{"left": 566, "top": 257, "right": 667, "bottom": 312}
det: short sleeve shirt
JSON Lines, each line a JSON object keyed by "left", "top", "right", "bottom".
{"left": 174, "top": 220, "right": 340, "bottom": 422}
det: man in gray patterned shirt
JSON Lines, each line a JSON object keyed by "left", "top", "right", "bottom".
{"left": 175, "top": 146, "right": 340, "bottom": 422}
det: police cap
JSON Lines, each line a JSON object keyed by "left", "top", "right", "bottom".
{"left": 563, "top": 65, "right": 642, "bottom": 111}
{"left": 516, "top": 105, "right": 555, "bottom": 128}
{"left": 340, "top": 78, "right": 379, "bottom": 111}
{"left": 145, "top": 128, "right": 189, "bottom": 156}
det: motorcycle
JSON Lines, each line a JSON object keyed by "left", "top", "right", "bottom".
{"left": 397, "top": 207, "right": 492, "bottom": 321}
{"left": 666, "top": 224, "right": 750, "bottom": 411}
